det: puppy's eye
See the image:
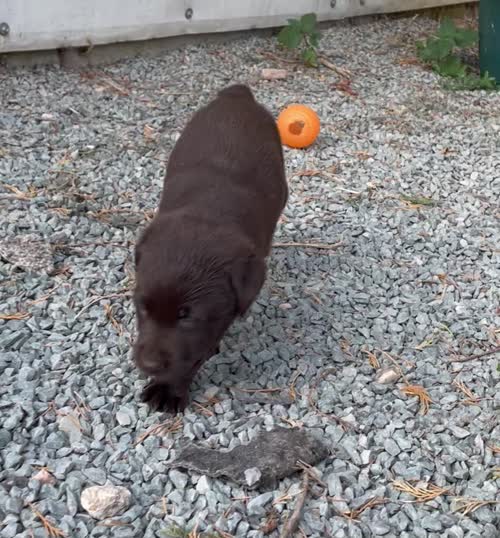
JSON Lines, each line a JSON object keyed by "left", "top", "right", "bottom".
{"left": 177, "top": 306, "right": 190, "bottom": 320}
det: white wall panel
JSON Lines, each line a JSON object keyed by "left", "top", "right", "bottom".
{"left": 0, "top": 0, "right": 475, "bottom": 53}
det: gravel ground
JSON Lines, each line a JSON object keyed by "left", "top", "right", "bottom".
{"left": 1, "top": 15, "right": 500, "bottom": 538}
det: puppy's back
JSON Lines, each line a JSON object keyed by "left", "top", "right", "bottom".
{"left": 161, "top": 84, "right": 288, "bottom": 255}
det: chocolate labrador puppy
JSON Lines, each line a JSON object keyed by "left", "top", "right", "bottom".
{"left": 133, "top": 84, "right": 288, "bottom": 412}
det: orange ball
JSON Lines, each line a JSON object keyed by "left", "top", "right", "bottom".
{"left": 277, "top": 104, "right": 320, "bottom": 149}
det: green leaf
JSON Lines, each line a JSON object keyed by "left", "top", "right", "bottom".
{"left": 479, "top": 71, "right": 497, "bottom": 89}
{"left": 286, "top": 18, "right": 302, "bottom": 30}
{"left": 278, "top": 25, "right": 303, "bottom": 49}
{"left": 302, "top": 46, "right": 318, "bottom": 67}
{"left": 436, "top": 17, "right": 457, "bottom": 40}
{"left": 435, "top": 55, "right": 466, "bottom": 78}
{"left": 453, "top": 28, "right": 478, "bottom": 48}
{"left": 436, "top": 17, "right": 477, "bottom": 47}
{"left": 418, "top": 37, "right": 454, "bottom": 62}
{"left": 300, "top": 13, "right": 317, "bottom": 34}
{"left": 308, "top": 29, "right": 322, "bottom": 47}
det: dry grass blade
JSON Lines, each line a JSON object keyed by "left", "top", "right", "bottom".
{"left": 2, "top": 183, "right": 38, "bottom": 200}
{"left": 400, "top": 385, "right": 433, "bottom": 415}
{"left": 452, "top": 380, "right": 480, "bottom": 405}
{"left": 487, "top": 444, "right": 500, "bottom": 455}
{"left": 134, "top": 416, "right": 182, "bottom": 446}
{"left": 341, "top": 497, "right": 387, "bottom": 520}
{"left": 288, "top": 370, "right": 302, "bottom": 400}
{"left": 29, "top": 503, "right": 65, "bottom": 537}
{"left": 273, "top": 241, "right": 343, "bottom": 251}
{"left": 260, "top": 507, "right": 279, "bottom": 535}
{"left": 377, "top": 350, "right": 410, "bottom": 384}
{"left": 392, "top": 480, "right": 448, "bottom": 502}
{"left": 27, "top": 285, "right": 61, "bottom": 306}
{"left": 280, "top": 417, "right": 303, "bottom": 429}
{"left": 273, "top": 489, "right": 297, "bottom": 506}
{"left": 362, "top": 349, "right": 380, "bottom": 369}
{"left": 279, "top": 471, "right": 310, "bottom": 538}
{"left": 187, "top": 520, "right": 201, "bottom": 538}
{"left": 192, "top": 401, "right": 214, "bottom": 417}
{"left": 452, "top": 497, "right": 500, "bottom": 516}
{"left": 0, "top": 311, "right": 31, "bottom": 320}
{"left": 104, "top": 303, "right": 124, "bottom": 336}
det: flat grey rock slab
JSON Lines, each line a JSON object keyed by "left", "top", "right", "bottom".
{"left": 0, "top": 234, "right": 54, "bottom": 273}
{"left": 171, "top": 426, "right": 329, "bottom": 489}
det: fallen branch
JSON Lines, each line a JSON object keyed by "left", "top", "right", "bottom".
{"left": 318, "top": 56, "right": 352, "bottom": 79}
{"left": 279, "top": 471, "right": 310, "bottom": 538}
{"left": 273, "top": 241, "right": 343, "bottom": 250}
{"left": 450, "top": 345, "right": 500, "bottom": 363}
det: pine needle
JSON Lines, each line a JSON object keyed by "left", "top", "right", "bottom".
{"left": 400, "top": 385, "right": 433, "bottom": 415}
{"left": 134, "top": 416, "right": 182, "bottom": 446}
{"left": 452, "top": 497, "right": 500, "bottom": 516}
{"left": 391, "top": 480, "right": 448, "bottom": 502}
{"left": 452, "top": 380, "right": 480, "bottom": 405}
{"left": 29, "top": 503, "right": 65, "bottom": 537}
{"left": 341, "top": 497, "right": 387, "bottom": 520}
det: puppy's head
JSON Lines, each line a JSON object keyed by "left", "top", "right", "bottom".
{"left": 133, "top": 215, "right": 265, "bottom": 407}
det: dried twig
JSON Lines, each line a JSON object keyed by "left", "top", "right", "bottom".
{"left": 296, "top": 460, "right": 327, "bottom": 488}
{"left": 273, "top": 241, "right": 343, "bottom": 251}
{"left": 75, "top": 290, "right": 132, "bottom": 320}
{"left": 450, "top": 345, "right": 500, "bottom": 363}
{"left": 341, "top": 497, "right": 388, "bottom": 520}
{"left": 279, "top": 472, "right": 310, "bottom": 538}
{"left": 0, "top": 311, "right": 31, "bottom": 320}
{"left": 318, "top": 56, "right": 352, "bottom": 79}
{"left": 234, "top": 387, "right": 282, "bottom": 394}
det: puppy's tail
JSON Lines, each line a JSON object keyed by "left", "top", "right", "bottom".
{"left": 218, "top": 83, "right": 254, "bottom": 100}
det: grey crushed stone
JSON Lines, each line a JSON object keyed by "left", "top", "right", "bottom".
{"left": 1, "top": 14, "right": 500, "bottom": 538}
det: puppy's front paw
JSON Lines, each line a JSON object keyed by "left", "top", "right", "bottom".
{"left": 141, "top": 381, "right": 188, "bottom": 413}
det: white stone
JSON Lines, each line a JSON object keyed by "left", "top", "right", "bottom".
{"left": 244, "top": 467, "right": 261, "bottom": 487}
{"left": 375, "top": 368, "right": 401, "bottom": 384}
{"left": 196, "top": 475, "right": 211, "bottom": 494}
{"left": 80, "top": 485, "right": 131, "bottom": 519}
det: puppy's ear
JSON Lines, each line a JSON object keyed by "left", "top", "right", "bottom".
{"left": 229, "top": 256, "right": 266, "bottom": 315}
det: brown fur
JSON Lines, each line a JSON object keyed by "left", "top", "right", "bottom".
{"left": 133, "top": 84, "right": 288, "bottom": 412}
